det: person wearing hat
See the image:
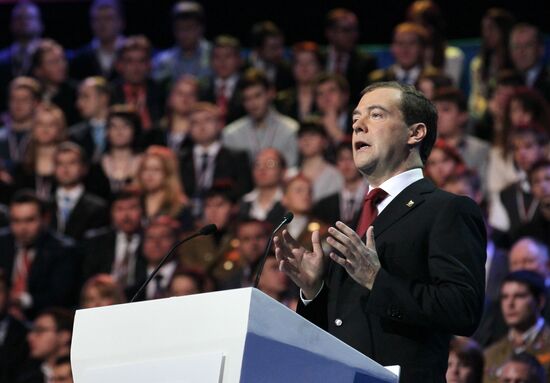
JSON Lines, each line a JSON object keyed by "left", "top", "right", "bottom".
{"left": 152, "top": 1, "right": 212, "bottom": 86}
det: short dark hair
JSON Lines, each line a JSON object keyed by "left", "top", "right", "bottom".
{"left": 107, "top": 104, "right": 142, "bottom": 151}
{"left": 512, "top": 22, "right": 543, "bottom": 45}
{"left": 238, "top": 68, "right": 271, "bottom": 92}
{"left": 503, "top": 352, "right": 546, "bottom": 383}
{"left": 171, "top": 1, "right": 204, "bottom": 24}
{"left": 298, "top": 117, "right": 328, "bottom": 138}
{"left": 528, "top": 159, "right": 550, "bottom": 184}
{"left": 38, "top": 307, "right": 75, "bottom": 333}
{"left": 213, "top": 35, "right": 241, "bottom": 52}
{"left": 55, "top": 141, "right": 87, "bottom": 165}
{"left": 117, "top": 35, "right": 152, "bottom": 60}
{"left": 432, "top": 87, "right": 467, "bottom": 112}
{"left": 445, "top": 168, "right": 482, "bottom": 194}
{"left": 449, "top": 337, "right": 484, "bottom": 383}
{"left": 250, "top": 21, "right": 283, "bottom": 48}
{"left": 110, "top": 186, "right": 142, "bottom": 205}
{"left": 502, "top": 270, "right": 546, "bottom": 303}
{"left": 90, "top": 0, "right": 123, "bottom": 19}
{"left": 54, "top": 354, "right": 72, "bottom": 367}
{"left": 10, "top": 189, "right": 46, "bottom": 215}
{"left": 361, "top": 81, "right": 438, "bottom": 164}
{"left": 315, "top": 72, "right": 349, "bottom": 94}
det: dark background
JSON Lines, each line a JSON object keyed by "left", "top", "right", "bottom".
{"left": 0, "top": 0, "right": 549, "bottom": 50}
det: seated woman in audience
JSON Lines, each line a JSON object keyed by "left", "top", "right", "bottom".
{"left": 257, "top": 253, "right": 298, "bottom": 311}
{"left": 417, "top": 68, "right": 453, "bottom": 100}
{"left": 276, "top": 41, "right": 322, "bottom": 122}
{"left": 91, "top": 105, "right": 143, "bottom": 197}
{"left": 487, "top": 87, "right": 550, "bottom": 198}
{"left": 13, "top": 103, "right": 67, "bottom": 200}
{"left": 425, "top": 138, "right": 466, "bottom": 187}
{"left": 143, "top": 75, "right": 198, "bottom": 155}
{"left": 135, "top": 145, "right": 192, "bottom": 228}
{"left": 446, "top": 337, "right": 483, "bottom": 383}
{"left": 80, "top": 274, "right": 126, "bottom": 309}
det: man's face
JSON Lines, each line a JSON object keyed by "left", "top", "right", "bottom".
{"left": 282, "top": 178, "right": 312, "bottom": 215}
{"left": 510, "top": 28, "right": 541, "bottom": 73}
{"left": 190, "top": 110, "right": 221, "bottom": 145}
{"left": 259, "top": 36, "right": 284, "bottom": 64}
{"left": 173, "top": 18, "right": 202, "bottom": 51}
{"left": 326, "top": 17, "right": 358, "bottom": 52}
{"left": 391, "top": 31, "right": 423, "bottom": 70}
{"left": 204, "top": 196, "right": 233, "bottom": 230}
{"left": 118, "top": 49, "right": 150, "bottom": 84}
{"left": 111, "top": 197, "right": 142, "bottom": 234}
{"left": 237, "top": 223, "right": 268, "bottom": 263}
{"left": 169, "top": 80, "right": 198, "bottom": 116}
{"left": 352, "top": 87, "right": 411, "bottom": 179}
{"left": 316, "top": 80, "right": 347, "bottom": 113}
{"left": 27, "top": 315, "right": 63, "bottom": 360}
{"left": 91, "top": 6, "right": 122, "bottom": 43}
{"left": 143, "top": 225, "right": 175, "bottom": 265}
{"left": 11, "top": 3, "right": 42, "bottom": 40}
{"left": 511, "top": 133, "right": 543, "bottom": 172}
{"left": 253, "top": 149, "right": 284, "bottom": 188}
{"left": 531, "top": 167, "right": 550, "bottom": 204}
{"left": 76, "top": 84, "right": 106, "bottom": 120}
{"left": 500, "top": 281, "right": 539, "bottom": 329}
{"left": 36, "top": 47, "right": 67, "bottom": 84}
{"left": 55, "top": 151, "right": 84, "bottom": 187}
{"left": 337, "top": 147, "right": 361, "bottom": 183}
{"left": 9, "top": 88, "right": 36, "bottom": 123}
{"left": 498, "top": 361, "right": 532, "bottom": 383}
{"left": 10, "top": 203, "right": 42, "bottom": 247}
{"left": 212, "top": 46, "right": 241, "bottom": 79}
{"left": 435, "top": 101, "right": 466, "bottom": 137}
{"left": 50, "top": 362, "right": 73, "bottom": 383}
{"left": 509, "top": 240, "right": 548, "bottom": 277}
{"left": 242, "top": 85, "right": 272, "bottom": 120}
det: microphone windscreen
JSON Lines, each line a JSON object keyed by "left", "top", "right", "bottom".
{"left": 199, "top": 224, "right": 218, "bottom": 236}
{"left": 283, "top": 212, "right": 294, "bottom": 224}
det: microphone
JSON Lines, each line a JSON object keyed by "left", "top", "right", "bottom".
{"left": 130, "top": 223, "right": 217, "bottom": 303}
{"left": 253, "top": 212, "right": 294, "bottom": 288}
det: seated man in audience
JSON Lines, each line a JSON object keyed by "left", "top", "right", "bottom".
{"left": 50, "top": 142, "right": 109, "bottom": 241}
{"left": 200, "top": 35, "right": 245, "bottom": 124}
{"left": 17, "top": 308, "right": 73, "bottom": 383}
{"left": 223, "top": 69, "right": 299, "bottom": 167}
{"left": 517, "top": 159, "right": 550, "bottom": 249}
{"left": 50, "top": 354, "right": 74, "bottom": 383}
{"left": 178, "top": 186, "right": 236, "bottom": 274}
{"left": 497, "top": 352, "right": 546, "bottom": 383}
{"left": 0, "top": 76, "right": 41, "bottom": 171}
{"left": 70, "top": 0, "right": 125, "bottom": 81}
{"left": 238, "top": 148, "right": 286, "bottom": 227}
{"left": 126, "top": 216, "right": 181, "bottom": 301}
{"left": 484, "top": 271, "right": 550, "bottom": 383}
{"left": 82, "top": 188, "right": 144, "bottom": 288}
{"left": 69, "top": 76, "right": 111, "bottom": 162}
{"left": 432, "top": 87, "right": 490, "bottom": 193}
{"left": 112, "top": 35, "right": 164, "bottom": 131}
{"left": 180, "top": 102, "right": 252, "bottom": 218}
{"left": 211, "top": 219, "right": 270, "bottom": 289}
{"left": 0, "top": 190, "right": 78, "bottom": 319}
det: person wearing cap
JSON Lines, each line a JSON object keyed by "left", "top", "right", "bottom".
{"left": 483, "top": 270, "right": 550, "bottom": 383}
{"left": 152, "top": 1, "right": 212, "bottom": 87}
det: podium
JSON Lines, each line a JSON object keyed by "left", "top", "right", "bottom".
{"left": 71, "top": 287, "right": 398, "bottom": 383}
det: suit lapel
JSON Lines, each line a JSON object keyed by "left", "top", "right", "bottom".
{"left": 373, "top": 178, "right": 435, "bottom": 238}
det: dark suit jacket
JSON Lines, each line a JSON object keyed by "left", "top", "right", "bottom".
{"left": 200, "top": 77, "right": 245, "bottom": 124}
{"left": 81, "top": 227, "right": 145, "bottom": 285}
{"left": 275, "top": 87, "right": 319, "bottom": 122}
{"left": 180, "top": 146, "right": 253, "bottom": 199}
{"left": 69, "top": 43, "right": 119, "bottom": 81}
{"left": 238, "top": 199, "right": 286, "bottom": 229}
{"left": 312, "top": 193, "right": 341, "bottom": 226}
{"left": 50, "top": 81, "right": 79, "bottom": 126}
{"left": 68, "top": 120, "right": 102, "bottom": 161}
{"left": 111, "top": 78, "right": 166, "bottom": 128}
{"left": 297, "top": 179, "right": 486, "bottom": 382}
{"left": 49, "top": 191, "right": 109, "bottom": 241}
{"left": 0, "top": 315, "right": 29, "bottom": 383}
{"left": 0, "top": 229, "right": 79, "bottom": 318}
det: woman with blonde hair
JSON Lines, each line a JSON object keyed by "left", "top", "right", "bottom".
{"left": 13, "top": 102, "right": 67, "bottom": 199}
{"left": 136, "top": 145, "right": 192, "bottom": 229}
{"left": 80, "top": 274, "right": 126, "bottom": 309}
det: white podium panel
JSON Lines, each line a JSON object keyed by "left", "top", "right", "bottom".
{"left": 71, "top": 288, "right": 397, "bottom": 383}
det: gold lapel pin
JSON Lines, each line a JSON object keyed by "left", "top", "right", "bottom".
{"left": 406, "top": 200, "right": 414, "bottom": 208}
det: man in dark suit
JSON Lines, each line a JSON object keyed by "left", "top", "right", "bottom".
{"left": 82, "top": 188, "right": 145, "bottom": 288}
{"left": 275, "top": 82, "right": 486, "bottom": 382}
{"left": 50, "top": 142, "right": 109, "bottom": 241}
{"left": 69, "top": 0, "right": 125, "bottom": 81}
{"left": 180, "top": 102, "right": 252, "bottom": 218}
{"left": 200, "top": 35, "right": 245, "bottom": 125}
{"left": 0, "top": 191, "right": 78, "bottom": 320}
{"left": 323, "top": 8, "right": 377, "bottom": 104}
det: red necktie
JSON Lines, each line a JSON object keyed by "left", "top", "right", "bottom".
{"left": 356, "top": 188, "right": 388, "bottom": 238}
{"left": 11, "top": 248, "right": 31, "bottom": 297}
{"left": 216, "top": 81, "right": 228, "bottom": 122}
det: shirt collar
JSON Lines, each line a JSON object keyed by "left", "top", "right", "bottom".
{"left": 193, "top": 141, "right": 222, "bottom": 157}
{"left": 56, "top": 184, "right": 84, "bottom": 202}
{"left": 509, "top": 317, "right": 545, "bottom": 352}
{"left": 371, "top": 168, "right": 424, "bottom": 197}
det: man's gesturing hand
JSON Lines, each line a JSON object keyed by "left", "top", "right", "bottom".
{"left": 327, "top": 222, "right": 380, "bottom": 290}
{"left": 274, "top": 229, "right": 325, "bottom": 299}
